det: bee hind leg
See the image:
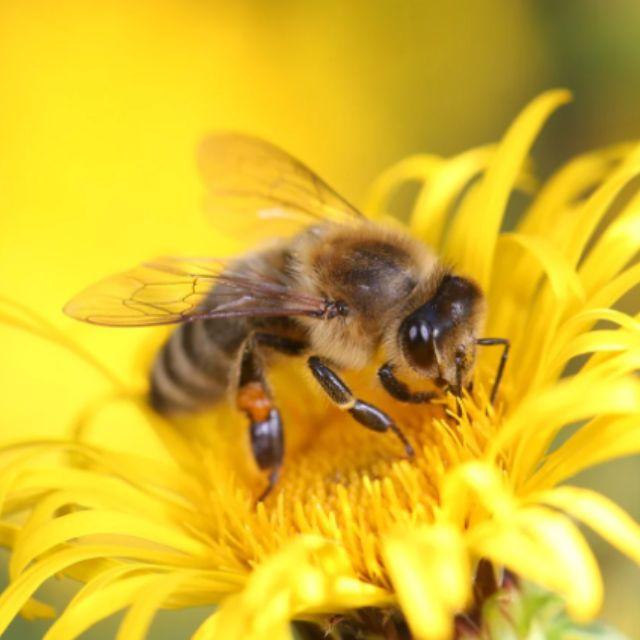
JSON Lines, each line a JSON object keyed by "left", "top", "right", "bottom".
{"left": 237, "top": 346, "right": 284, "bottom": 502}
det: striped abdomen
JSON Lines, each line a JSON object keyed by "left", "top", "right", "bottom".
{"left": 149, "top": 317, "right": 249, "bottom": 414}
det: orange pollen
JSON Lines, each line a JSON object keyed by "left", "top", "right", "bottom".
{"left": 236, "top": 381, "right": 273, "bottom": 422}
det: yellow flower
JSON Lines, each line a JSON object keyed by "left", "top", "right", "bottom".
{"left": 1, "top": 89, "right": 640, "bottom": 639}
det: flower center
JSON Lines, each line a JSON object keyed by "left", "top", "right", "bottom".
{"left": 196, "top": 365, "right": 492, "bottom": 587}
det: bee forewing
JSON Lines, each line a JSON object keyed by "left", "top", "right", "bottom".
{"left": 63, "top": 259, "right": 218, "bottom": 327}
{"left": 64, "top": 256, "right": 327, "bottom": 327}
{"left": 198, "top": 133, "right": 364, "bottom": 238}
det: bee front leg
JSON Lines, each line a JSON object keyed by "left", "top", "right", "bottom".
{"left": 377, "top": 363, "right": 437, "bottom": 403}
{"left": 236, "top": 345, "right": 284, "bottom": 502}
{"left": 476, "top": 337, "right": 510, "bottom": 404}
{"left": 308, "top": 356, "right": 414, "bottom": 458}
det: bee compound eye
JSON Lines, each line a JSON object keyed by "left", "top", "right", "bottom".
{"left": 400, "top": 318, "right": 437, "bottom": 370}
{"left": 335, "top": 300, "right": 349, "bottom": 316}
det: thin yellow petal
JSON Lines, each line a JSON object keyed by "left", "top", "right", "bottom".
{"left": 549, "top": 329, "right": 640, "bottom": 375}
{"left": 535, "top": 486, "right": 640, "bottom": 566}
{"left": 469, "top": 507, "right": 602, "bottom": 622}
{"left": 196, "top": 536, "right": 389, "bottom": 640}
{"left": 446, "top": 89, "right": 571, "bottom": 289}
{"left": 558, "top": 148, "right": 640, "bottom": 268}
{"left": 364, "top": 154, "right": 443, "bottom": 219}
{"left": 490, "top": 375, "right": 640, "bottom": 487}
{"left": 555, "top": 308, "right": 640, "bottom": 351}
{"left": 383, "top": 524, "right": 471, "bottom": 640}
{"left": 519, "top": 143, "right": 633, "bottom": 236}
{"left": 441, "top": 462, "right": 516, "bottom": 527}
{"left": 117, "top": 572, "right": 192, "bottom": 640}
{"left": 580, "top": 208, "right": 640, "bottom": 294}
{"left": 530, "top": 416, "right": 640, "bottom": 489}
{"left": 409, "top": 145, "right": 496, "bottom": 247}
{"left": 0, "top": 546, "right": 123, "bottom": 635}
{"left": 18, "top": 599, "right": 56, "bottom": 621}
{"left": 8, "top": 469, "right": 196, "bottom": 534}
{"left": 10, "top": 510, "right": 209, "bottom": 578}
{"left": 588, "top": 262, "right": 640, "bottom": 310}
{"left": 498, "top": 232, "right": 585, "bottom": 303}
{"left": 44, "top": 572, "right": 159, "bottom": 640}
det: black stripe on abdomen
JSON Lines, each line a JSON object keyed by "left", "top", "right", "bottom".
{"left": 149, "top": 319, "right": 248, "bottom": 415}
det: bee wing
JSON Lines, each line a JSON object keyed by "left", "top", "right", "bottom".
{"left": 64, "top": 256, "right": 327, "bottom": 327}
{"left": 198, "top": 133, "right": 364, "bottom": 240}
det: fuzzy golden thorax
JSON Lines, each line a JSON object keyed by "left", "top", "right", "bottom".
{"left": 294, "top": 222, "right": 442, "bottom": 370}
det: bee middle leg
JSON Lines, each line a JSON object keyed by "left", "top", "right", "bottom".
{"left": 236, "top": 344, "right": 284, "bottom": 502}
{"left": 308, "top": 356, "right": 414, "bottom": 457}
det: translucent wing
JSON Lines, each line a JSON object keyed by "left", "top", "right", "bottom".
{"left": 198, "top": 133, "right": 364, "bottom": 239}
{"left": 64, "top": 257, "right": 327, "bottom": 327}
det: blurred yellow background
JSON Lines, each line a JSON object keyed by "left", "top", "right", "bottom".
{"left": 0, "top": 1, "right": 638, "bottom": 637}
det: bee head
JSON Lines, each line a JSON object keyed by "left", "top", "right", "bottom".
{"left": 398, "top": 275, "right": 485, "bottom": 388}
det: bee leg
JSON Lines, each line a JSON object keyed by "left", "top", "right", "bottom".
{"left": 254, "top": 445, "right": 282, "bottom": 503}
{"left": 451, "top": 351, "right": 467, "bottom": 417}
{"left": 237, "top": 346, "right": 284, "bottom": 502}
{"left": 255, "top": 332, "right": 308, "bottom": 356}
{"left": 308, "top": 356, "right": 414, "bottom": 458}
{"left": 377, "top": 363, "right": 437, "bottom": 403}
{"left": 476, "top": 337, "right": 510, "bottom": 404}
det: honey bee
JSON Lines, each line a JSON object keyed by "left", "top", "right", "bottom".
{"left": 65, "top": 134, "right": 509, "bottom": 500}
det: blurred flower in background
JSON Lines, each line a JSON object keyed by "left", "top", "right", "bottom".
{"left": 0, "top": 1, "right": 639, "bottom": 638}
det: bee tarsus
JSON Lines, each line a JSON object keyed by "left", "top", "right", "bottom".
{"left": 377, "top": 363, "right": 437, "bottom": 404}
{"left": 256, "top": 466, "right": 281, "bottom": 504}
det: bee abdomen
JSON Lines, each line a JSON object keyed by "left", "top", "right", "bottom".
{"left": 149, "top": 318, "right": 248, "bottom": 415}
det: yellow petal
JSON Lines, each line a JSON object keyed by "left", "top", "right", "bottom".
{"left": 18, "top": 599, "right": 56, "bottom": 621}
{"left": 534, "top": 486, "right": 640, "bottom": 566}
{"left": 446, "top": 89, "right": 571, "bottom": 289}
{"left": 559, "top": 148, "right": 640, "bottom": 268}
{"left": 195, "top": 536, "right": 390, "bottom": 640}
{"left": 469, "top": 506, "right": 602, "bottom": 622}
{"left": 554, "top": 308, "right": 640, "bottom": 350}
{"left": 44, "top": 572, "right": 159, "bottom": 640}
{"left": 0, "top": 546, "right": 123, "bottom": 635}
{"left": 580, "top": 209, "right": 640, "bottom": 294}
{"left": 531, "top": 415, "right": 640, "bottom": 489}
{"left": 588, "top": 263, "right": 640, "bottom": 315}
{"left": 497, "top": 233, "right": 584, "bottom": 303}
{"left": 519, "top": 143, "right": 633, "bottom": 236}
{"left": 383, "top": 524, "right": 471, "bottom": 640}
{"left": 409, "top": 145, "right": 496, "bottom": 247}
{"left": 441, "top": 461, "right": 516, "bottom": 527}
{"left": 549, "top": 329, "right": 640, "bottom": 376}
{"left": 117, "top": 572, "right": 192, "bottom": 640}
{"left": 10, "top": 509, "right": 209, "bottom": 578}
{"left": 364, "top": 154, "right": 443, "bottom": 219}
{"left": 491, "top": 375, "right": 640, "bottom": 487}
{"left": 192, "top": 608, "right": 292, "bottom": 640}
